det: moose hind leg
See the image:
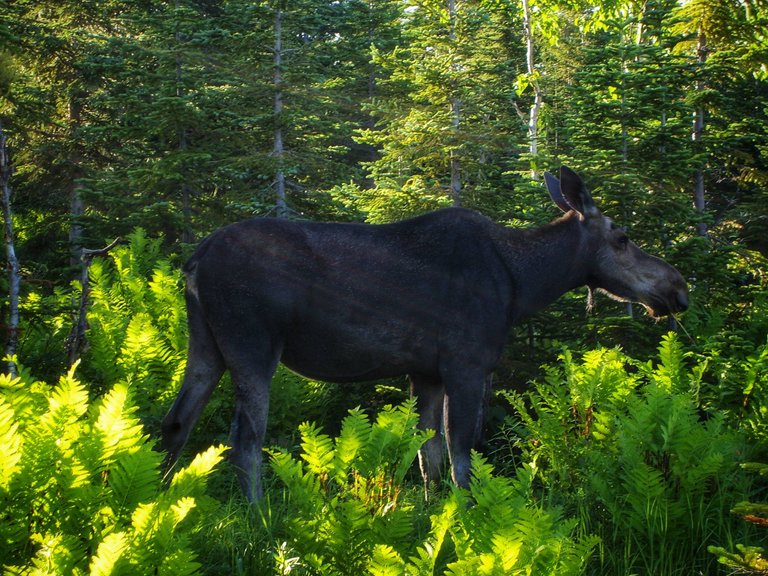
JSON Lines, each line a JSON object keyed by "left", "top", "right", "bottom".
{"left": 161, "top": 318, "right": 225, "bottom": 468}
{"left": 443, "top": 373, "right": 486, "bottom": 488}
{"left": 410, "top": 373, "right": 445, "bottom": 489}
{"left": 227, "top": 344, "right": 281, "bottom": 502}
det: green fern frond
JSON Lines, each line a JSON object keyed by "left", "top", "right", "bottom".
{"left": 108, "top": 448, "right": 163, "bottom": 521}
{"left": 298, "top": 422, "right": 335, "bottom": 479}
{"left": 268, "top": 449, "right": 325, "bottom": 508}
{"left": 93, "top": 384, "right": 148, "bottom": 466}
{"left": 365, "top": 400, "right": 427, "bottom": 483}
{"left": 41, "top": 367, "right": 90, "bottom": 435}
{"left": 24, "top": 533, "right": 86, "bottom": 575}
{"left": 0, "top": 396, "right": 22, "bottom": 490}
{"left": 369, "top": 544, "right": 407, "bottom": 576}
{"left": 89, "top": 531, "right": 129, "bottom": 576}
{"left": 653, "top": 332, "right": 687, "bottom": 393}
{"left": 167, "top": 444, "right": 227, "bottom": 500}
{"left": 333, "top": 408, "right": 371, "bottom": 481}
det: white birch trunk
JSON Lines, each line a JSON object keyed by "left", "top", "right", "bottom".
{"left": 521, "top": 0, "right": 542, "bottom": 179}
{"left": 692, "top": 29, "right": 708, "bottom": 237}
{"left": 0, "top": 123, "right": 20, "bottom": 376}
{"left": 448, "top": 0, "right": 462, "bottom": 205}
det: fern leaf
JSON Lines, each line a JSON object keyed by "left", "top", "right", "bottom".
{"left": 0, "top": 396, "right": 22, "bottom": 489}
{"left": 93, "top": 384, "right": 147, "bottom": 466}
{"left": 369, "top": 544, "right": 407, "bottom": 576}
{"left": 168, "top": 444, "right": 227, "bottom": 500}
{"left": 89, "top": 531, "right": 129, "bottom": 576}
{"left": 299, "top": 422, "right": 335, "bottom": 479}
{"left": 333, "top": 408, "right": 371, "bottom": 480}
{"left": 41, "top": 369, "right": 90, "bottom": 434}
{"left": 108, "top": 448, "right": 163, "bottom": 520}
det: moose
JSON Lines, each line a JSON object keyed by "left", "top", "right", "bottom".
{"left": 161, "top": 167, "right": 689, "bottom": 501}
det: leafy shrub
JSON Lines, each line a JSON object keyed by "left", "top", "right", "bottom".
{"left": 248, "top": 400, "right": 596, "bottom": 576}
{"left": 371, "top": 455, "right": 598, "bottom": 576}
{"left": 84, "top": 229, "right": 188, "bottom": 419}
{"left": 264, "top": 400, "right": 431, "bottom": 575}
{"left": 502, "top": 334, "right": 749, "bottom": 575}
{"left": 0, "top": 360, "right": 225, "bottom": 575}
{"left": 709, "top": 461, "right": 768, "bottom": 575}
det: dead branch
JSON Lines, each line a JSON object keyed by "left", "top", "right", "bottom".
{"left": 66, "top": 237, "right": 124, "bottom": 367}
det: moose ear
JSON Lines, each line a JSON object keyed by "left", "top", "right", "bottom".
{"left": 558, "top": 166, "right": 598, "bottom": 218}
{"left": 544, "top": 171, "right": 573, "bottom": 213}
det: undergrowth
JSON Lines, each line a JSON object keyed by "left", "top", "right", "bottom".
{"left": 6, "top": 229, "right": 766, "bottom": 575}
{"left": 0, "top": 361, "right": 226, "bottom": 575}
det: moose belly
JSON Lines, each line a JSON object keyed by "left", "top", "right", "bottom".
{"left": 280, "top": 319, "right": 437, "bottom": 383}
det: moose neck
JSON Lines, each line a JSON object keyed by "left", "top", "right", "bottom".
{"left": 497, "top": 213, "right": 592, "bottom": 323}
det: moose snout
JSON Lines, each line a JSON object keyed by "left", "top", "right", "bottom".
{"left": 675, "top": 290, "right": 689, "bottom": 313}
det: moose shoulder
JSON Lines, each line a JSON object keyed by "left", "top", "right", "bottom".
{"left": 161, "top": 166, "right": 689, "bottom": 501}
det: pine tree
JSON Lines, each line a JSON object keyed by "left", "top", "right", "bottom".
{"left": 357, "top": 0, "right": 523, "bottom": 222}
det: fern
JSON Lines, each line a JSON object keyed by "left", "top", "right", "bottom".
{"left": 505, "top": 338, "right": 747, "bottom": 575}
{"left": 369, "top": 452, "right": 596, "bottom": 576}
{"left": 0, "top": 395, "right": 21, "bottom": 489}
{"left": 89, "top": 532, "right": 129, "bottom": 576}
{"left": 332, "top": 408, "right": 371, "bottom": 483}
{"left": 267, "top": 401, "right": 431, "bottom": 575}
{"left": 79, "top": 230, "right": 187, "bottom": 423}
{"left": 1, "top": 364, "right": 224, "bottom": 575}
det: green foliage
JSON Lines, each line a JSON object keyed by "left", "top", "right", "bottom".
{"left": 709, "top": 462, "right": 768, "bottom": 575}
{"left": 371, "top": 455, "right": 598, "bottom": 576}
{"left": 501, "top": 334, "right": 748, "bottom": 575}
{"left": 256, "top": 400, "right": 596, "bottom": 576}
{"left": 0, "top": 360, "right": 225, "bottom": 575}
{"left": 83, "top": 230, "right": 187, "bottom": 420}
{"left": 265, "top": 400, "right": 430, "bottom": 575}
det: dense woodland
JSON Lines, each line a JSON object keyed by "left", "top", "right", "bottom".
{"left": 1, "top": 0, "right": 768, "bottom": 574}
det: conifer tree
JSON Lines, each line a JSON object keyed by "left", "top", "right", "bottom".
{"left": 358, "top": 0, "right": 522, "bottom": 222}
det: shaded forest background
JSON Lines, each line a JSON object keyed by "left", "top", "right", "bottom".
{"left": 1, "top": 0, "right": 768, "bottom": 381}
{"left": 1, "top": 1, "right": 768, "bottom": 574}
{"left": 0, "top": 0, "right": 766, "bottom": 370}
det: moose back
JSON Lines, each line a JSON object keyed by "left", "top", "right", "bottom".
{"left": 161, "top": 167, "right": 689, "bottom": 500}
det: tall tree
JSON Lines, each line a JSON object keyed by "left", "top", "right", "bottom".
{"left": 358, "top": 0, "right": 521, "bottom": 222}
{"left": 0, "top": 120, "right": 19, "bottom": 375}
{"left": 0, "top": 0, "right": 118, "bottom": 268}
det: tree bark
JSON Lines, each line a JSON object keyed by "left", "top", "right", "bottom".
{"left": 692, "top": 29, "right": 708, "bottom": 237}
{"left": 521, "top": 0, "right": 542, "bottom": 179}
{"left": 66, "top": 238, "right": 122, "bottom": 367}
{"left": 176, "top": 0, "right": 194, "bottom": 243}
{"left": 68, "top": 99, "right": 85, "bottom": 267}
{"left": 273, "top": 2, "right": 288, "bottom": 218}
{"left": 448, "top": 0, "right": 462, "bottom": 205}
{"left": 0, "top": 122, "right": 20, "bottom": 376}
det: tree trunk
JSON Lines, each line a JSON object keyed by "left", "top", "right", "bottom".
{"left": 273, "top": 2, "right": 288, "bottom": 218}
{"left": 521, "top": 0, "right": 542, "bottom": 179}
{"left": 0, "top": 122, "right": 20, "bottom": 376}
{"left": 448, "top": 0, "right": 462, "bottom": 205}
{"left": 66, "top": 239, "right": 122, "bottom": 367}
{"left": 692, "top": 29, "right": 708, "bottom": 237}
{"left": 68, "top": 99, "right": 85, "bottom": 267}
{"left": 177, "top": 57, "right": 194, "bottom": 243}
{"left": 176, "top": 0, "right": 194, "bottom": 243}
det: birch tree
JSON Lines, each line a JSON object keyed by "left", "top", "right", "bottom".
{"left": 0, "top": 122, "right": 20, "bottom": 375}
